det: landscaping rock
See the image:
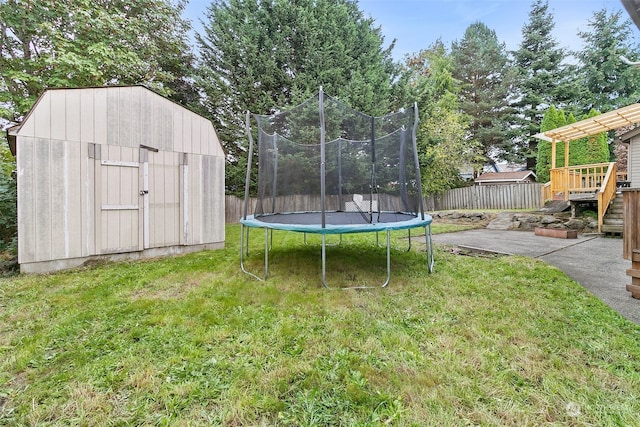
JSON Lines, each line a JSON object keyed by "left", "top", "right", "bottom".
{"left": 541, "top": 215, "right": 561, "bottom": 225}
{"left": 564, "top": 218, "right": 585, "bottom": 230}
{"left": 432, "top": 209, "right": 601, "bottom": 234}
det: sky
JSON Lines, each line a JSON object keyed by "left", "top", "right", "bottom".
{"left": 183, "top": 0, "right": 632, "bottom": 60}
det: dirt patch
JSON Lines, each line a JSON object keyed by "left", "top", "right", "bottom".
{"left": 445, "top": 246, "right": 509, "bottom": 258}
{"left": 128, "top": 279, "right": 201, "bottom": 301}
{"left": 432, "top": 211, "right": 496, "bottom": 228}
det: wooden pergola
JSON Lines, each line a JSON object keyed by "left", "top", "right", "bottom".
{"left": 534, "top": 103, "right": 640, "bottom": 164}
{"left": 534, "top": 103, "right": 640, "bottom": 232}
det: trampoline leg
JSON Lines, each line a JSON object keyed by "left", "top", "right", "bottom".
{"left": 240, "top": 224, "right": 269, "bottom": 282}
{"left": 269, "top": 229, "right": 273, "bottom": 251}
{"left": 321, "top": 234, "right": 329, "bottom": 288}
{"left": 425, "top": 224, "right": 434, "bottom": 273}
{"left": 264, "top": 227, "right": 270, "bottom": 279}
{"left": 244, "top": 224, "right": 250, "bottom": 256}
{"left": 407, "top": 229, "right": 412, "bottom": 252}
{"left": 382, "top": 230, "right": 391, "bottom": 287}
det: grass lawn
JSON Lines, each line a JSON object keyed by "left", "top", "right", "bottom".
{"left": 1, "top": 223, "right": 639, "bottom": 426}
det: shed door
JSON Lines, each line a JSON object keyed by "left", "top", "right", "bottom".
{"left": 97, "top": 147, "right": 143, "bottom": 254}
{"left": 142, "top": 149, "right": 181, "bottom": 249}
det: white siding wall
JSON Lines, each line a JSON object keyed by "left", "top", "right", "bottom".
{"left": 631, "top": 137, "right": 640, "bottom": 188}
{"left": 17, "top": 137, "right": 86, "bottom": 263}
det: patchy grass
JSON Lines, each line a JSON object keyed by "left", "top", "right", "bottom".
{"left": 1, "top": 224, "right": 639, "bottom": 425}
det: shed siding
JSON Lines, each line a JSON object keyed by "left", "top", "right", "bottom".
{"left": 204, "top": 155, "right": 225, "bottom": 242}
{"left": 34, "top": 139, "right": 52, "bottom": 261}
{"left": 17, "top": 138, "right": 36, "bottom": 263}
{"left": 50, "top": 140, "right": 67, "bottom": 260}
{"left": 66, "top": 141, "right": 83, "bottom": 257}
{"left": 173, "top": 106, "right": 184, "bottom": 154}
{"left": 118, "top": 86, "right": 134, "bottom": 147}
{"left": 80, "top": 140, "right": 94, "bottom": 256}
{"left": 182, "top": 111, "right": 193, "bottom": 154}
{"left": 187, "top": 154, "right": 202, "bottom": 245}
{"left": 33, "top": 92, "right": 51, "bottom": 139}
{"left": 66, "top": 89, "right": 82, "bottom": 142}
{"left": 94, "top": 89, "right": 108, "bottom": 145}
{"left": 80, "top": 89, "right": 95, "bottom": 143}
{"left": 50, "top": 90, "right": 66, "bottom": 141}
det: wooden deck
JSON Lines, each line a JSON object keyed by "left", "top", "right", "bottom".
{"left": 542, "top": 162, "right": 617, "bottom": 233}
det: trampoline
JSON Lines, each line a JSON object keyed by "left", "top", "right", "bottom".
{"left": 240, "top": 88, "right": 434, "bottom": 288}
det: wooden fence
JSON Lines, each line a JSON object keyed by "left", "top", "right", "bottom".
{"left": 225, "top": 183, "right": 543, "bottom": 223}
{"left": 426, "top": 183, "right": 542, "bottom": 211}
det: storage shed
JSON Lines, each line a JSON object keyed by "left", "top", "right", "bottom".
{"left": 474, "top": 171, "right": 536, "bottom": 186}
{"left": 6, "top": 86, "right": 225, "bottom": 273}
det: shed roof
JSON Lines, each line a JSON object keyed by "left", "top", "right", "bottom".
{"left": 5, "top": 85, "right": 224, "bottom": 158}
{"left": 533, "top": 103, "right": 640, "bottom": 143}
{"left": 475, "top": 171, "right": 536, "bottom": 183}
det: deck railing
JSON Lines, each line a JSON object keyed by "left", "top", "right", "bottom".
{"left": 598, "top": 162, "right": 617, "bottom": 233}
{"left": 541, "top": 181, "right": 551, "bottom": 203}
{"left": 546, "top": 162, "right": 617, "bottom": 232}
{"left": 549, "top": 163, "right": 613, "bottom": 196}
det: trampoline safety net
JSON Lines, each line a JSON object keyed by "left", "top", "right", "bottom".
{"left": 243, "top": 89, "right": 425, "bottom": 226}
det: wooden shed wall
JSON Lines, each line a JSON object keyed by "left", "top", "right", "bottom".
{"left": 15, "top": 86, "right": 225, "bottom": 270}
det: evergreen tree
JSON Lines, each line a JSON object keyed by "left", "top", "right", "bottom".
{"left": 511, "top": 0, "right": 573, "bottom": 170}
{"left": 451, "top": 22, "right": 513, "bottom": 170}
{"left": 197, "top": 0, "right": 401, "bottom": 193}
{"left": 569, "top": 110, "right": 610, "bottom": 165}
{"left": 577, "top": 8, "right": 640, "bottom": 112}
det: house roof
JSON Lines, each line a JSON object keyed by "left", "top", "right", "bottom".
{"left": 475, "top": 171, "right": 536, "bottom": 183}
{"left": 533, "top": 103, "right": 640, "bottom": 143}
{"left": 622, "top": 0, "right": 640, "bottom": 30}
{"left": 618, "top": 125, "right": 640, "bottom": 143}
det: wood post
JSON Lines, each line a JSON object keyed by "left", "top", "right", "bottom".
{"left": 626, "top": 249, "right": 640, "bottom": 299}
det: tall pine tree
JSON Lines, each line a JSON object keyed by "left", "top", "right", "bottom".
{"left": 577, "top": 8, "right": 640, "bottom": 112}
{"left": 511, "top": 0, "right": 573, "bottom": 171}
{"left": 451, "top": 22, "right": 513, "bottom": 171}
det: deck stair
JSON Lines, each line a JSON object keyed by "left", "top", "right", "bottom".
{"left": 602, "top": 192, "right": 624, "bottom": 235}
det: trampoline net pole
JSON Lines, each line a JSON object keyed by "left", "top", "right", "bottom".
{"left": 271, "top": 134, "right": 278, "bottom": 214}
{"left": 399, "top": 128, "right": 409, "bottom": 211}
{"left": 369, "top": 115, "right": 376, "bottom": 223}
{"left": 243, "top": 111, "right": 254, "bottom": 220}
{"left": 319, "top": 87, "right": 326, "bottom": 228}
{"left": 411, "top": 102, "right": 426, "bottom": 220}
